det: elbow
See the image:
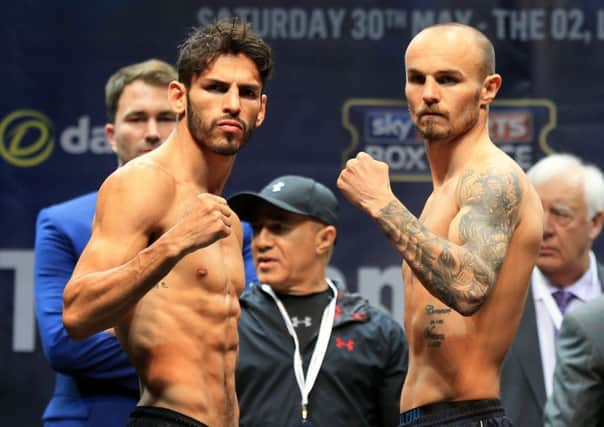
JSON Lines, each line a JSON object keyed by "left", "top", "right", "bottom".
{"left": 62, "top": 285, "right": 87, "bottom": 340}
{"left": 453, "top": 295, "right": 486, "bottom": 317}
{"left": 452, "top": 277, "right": 492, "bottom": 316}
{"left": 62, "top": 293, "right": 92, "bottom": 341}
{"left": 455, "top": 304, "right": 481, "bottom": 317}
{"left": 62, "top": 310, "right": 90, "bottom": 341}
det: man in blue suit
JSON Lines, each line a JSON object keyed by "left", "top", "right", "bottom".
{"left": 34, "top": 58, "right": 258, "bottom": 427}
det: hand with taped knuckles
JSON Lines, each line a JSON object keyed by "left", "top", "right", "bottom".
{"left": 337, "top": 151, "right": 397, "bottom": 219}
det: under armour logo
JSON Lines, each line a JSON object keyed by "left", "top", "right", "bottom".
{"left": 271, "top": 182, "right": 285, "bottom": 192}
{"left": 351, "top": 312, "right": 367, "bottom": 320}
{"left": 291, "top": 316, "right": 312, "bottom": 328}
{"left": 335, "top": 337, "right": 355, "bottom": 351}
{"left": 334, "top": 304, "right": 342, "bottom": 320}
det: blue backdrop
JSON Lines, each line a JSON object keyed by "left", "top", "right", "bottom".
{"left": 2, "top": 1, "right": 604, "bottom": 425}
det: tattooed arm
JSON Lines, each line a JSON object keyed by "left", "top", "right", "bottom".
{"left": 377, "top": 167, "right": 522, "bottom": 315}
{"left": 337, "top": 152, "right": 523, "bottom": 315}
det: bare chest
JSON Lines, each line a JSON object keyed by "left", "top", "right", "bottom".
{"left": 403, "top": 189, "right": 460, "bottom": 336}
{"left": 418, "top": 189, "right": 459, "bottom": 237}
{"left": 151, "top": 189, "right": 245, "bottom": 298}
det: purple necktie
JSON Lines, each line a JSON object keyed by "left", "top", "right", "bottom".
{"left": 552, "top": 289, "right": 575, "bottom": 315}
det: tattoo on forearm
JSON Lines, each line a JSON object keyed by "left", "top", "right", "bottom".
{"left": 377, "top": 168, "right": 522, "bottom": 313}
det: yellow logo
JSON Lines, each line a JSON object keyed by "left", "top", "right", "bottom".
{"left": 0, "top": 110, "right": 54, "bottom": 167}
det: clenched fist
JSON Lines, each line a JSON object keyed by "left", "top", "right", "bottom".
{"left": 170, "top": 193, "right": 234, "bottom": 256}
{"left": 337, "top": 152, "right": 395, "bottom": 218}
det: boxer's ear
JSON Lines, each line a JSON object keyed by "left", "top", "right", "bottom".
{"left": 169, "top": 81, "right": 187, "bottom": 118}
{"left": 480, "top": 73, "right": 502, "bottom": 106}
{"left": 255, "top": 94, "right": 267, "bottom": 128}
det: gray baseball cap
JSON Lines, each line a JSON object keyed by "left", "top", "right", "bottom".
{"left": 228, "top": 175, "right": 338, "bottom": 226}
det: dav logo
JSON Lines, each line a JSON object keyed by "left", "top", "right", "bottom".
{"left": 341, "top": 99, "right": 557, "bottom": 182}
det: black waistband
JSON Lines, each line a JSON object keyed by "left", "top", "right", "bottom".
{"left": 128, "top": 406, "right": 208, "bottom": 427}
{"left": 400, "top": 399, "right": 505, "bottom": 426}
{"left": 78, "top": 380, "right": 139, "bottom": 399}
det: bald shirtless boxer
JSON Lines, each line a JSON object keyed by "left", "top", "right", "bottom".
{"left": 62, "top": 20, "right": 272, "bottom": 427}
{"left": 338, "top": 23, "right": 543, "bottom": 426}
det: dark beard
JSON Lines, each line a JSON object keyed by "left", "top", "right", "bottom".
{"left": 413, "top": 89, "right": 481, "bottom": 142}
{"left": 186, "top": 97, "right": 253, "bottom": 156}
{"left": 419, "top": 122, "right": 451, "bottom": 141}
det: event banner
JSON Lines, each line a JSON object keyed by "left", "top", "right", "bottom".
{"left": 2, "top": 1, "right": 603, "bottom": 425}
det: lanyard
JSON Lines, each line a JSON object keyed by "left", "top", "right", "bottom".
{"left": 260, "top": 279, "right": 338, "bottom": 423}
{"left": 533, "top": 251, "right": 597, "bottom": 330}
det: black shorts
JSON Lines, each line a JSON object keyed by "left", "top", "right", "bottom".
{"left": 399, "top": 399, "right": 512, "bottom": 426}
{"left": 126, "top": 406, "right": 208, "bottom": 427}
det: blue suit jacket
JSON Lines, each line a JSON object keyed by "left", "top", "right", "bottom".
{"left": 34, "top": 192, "right": 258, "bottom": 426}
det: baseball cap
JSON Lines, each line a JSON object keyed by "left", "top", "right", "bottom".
{"left": 228, "top": 175, "right": 338, "bottom": 226}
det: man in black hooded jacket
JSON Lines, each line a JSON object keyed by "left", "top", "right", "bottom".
{"left": 229, "top": 174, "right": 408, "bottom": 427}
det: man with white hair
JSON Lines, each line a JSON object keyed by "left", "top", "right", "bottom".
{"left": 501, "top": 153, "right": 604, "bottom": 427}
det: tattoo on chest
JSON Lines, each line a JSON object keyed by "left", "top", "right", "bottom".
{"left": 154, "top": 280, "right": 169, "bottom": 289}
{"left": 424, "top": 304, "right": 451, "bottom": 348}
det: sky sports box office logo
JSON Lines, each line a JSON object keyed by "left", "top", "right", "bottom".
{"left": 341, "top": 99, "right": 557, "bottom": 182}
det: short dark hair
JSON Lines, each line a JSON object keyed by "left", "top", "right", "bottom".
{"left": 105, "top": 59, "right": 177, "bottom": 123}
{"left": 176, "top": 19, "right": 273, "bottom": 89}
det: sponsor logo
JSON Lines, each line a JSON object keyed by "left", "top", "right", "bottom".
{"left": 341, "top": 99, "right": 557, "bottom": 181}
{"left": 271, "top": 181, "right": 285, "bottom": 192}
{"left": 59, "top": 116, "right": 111, "bottom": 155}
{"left": 0, "top": 110, "right": 112, "bottom": 167}
{"left": 0, "top": 110, "right": 54, "bottom": 167}
{"left": 335, "top": 336, "right": 355, "bottom": 351}
{"left": 291, "top": 316, "right": 313, "bottom": 328}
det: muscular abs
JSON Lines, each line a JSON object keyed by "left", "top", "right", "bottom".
{"left": 118, "top": 238, "right": 244, "bottom": 426}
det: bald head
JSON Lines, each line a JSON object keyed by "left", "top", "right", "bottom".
{"left": 407, "top": 23, "right": 495, "bottom": 80}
